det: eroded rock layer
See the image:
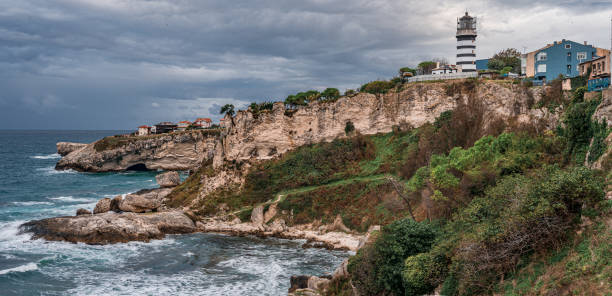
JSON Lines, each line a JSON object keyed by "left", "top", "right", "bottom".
{"left": 56, "top": 131, "right": 219, "bottom": 172}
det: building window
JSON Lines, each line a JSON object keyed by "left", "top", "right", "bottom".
{"left": 577, "top": 52, "right": 587, "bottom": 60}
{"left": 565, "top": 44, "right": 571, "bottom": 49}
{"left": 567, "top": 65, "right": 571, "bottom": 74}
{"left": 537, "top": 52, "right": 547, "bottom": 61}
{"left": 537, "top": 64, "right": 547, "bottom": 73}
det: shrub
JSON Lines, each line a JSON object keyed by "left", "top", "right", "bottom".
{"left": 559, "top": 87, "right": 604, "bottom": 163}
{"left": 360, "top": 80, "right": 395, "bottom": 94}
{"left": 321, "top": 88, "right": 341, "bottom": 102}
{"left": 439, "top": 166, "right": 604, "bottom": 295}
{"left": 345, "top": 121, "right": 355, "bottom": 135}
{"left": 349, "top": 219, "right": 439, "bottom": 295}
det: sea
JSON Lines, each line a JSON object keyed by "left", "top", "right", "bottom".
{"left": 0, "top": 130, "right": 349, "bottom": 296}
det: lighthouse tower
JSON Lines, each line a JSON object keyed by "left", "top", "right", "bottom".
{"left": 456, "top": 12, "right": 477, "bottom": 72}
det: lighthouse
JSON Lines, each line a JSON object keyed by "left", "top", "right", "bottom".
{"left": 456, "top": 12, "right": 477, "bottom": 72}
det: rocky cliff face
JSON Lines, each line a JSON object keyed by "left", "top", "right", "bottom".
{"left": 186, "top": 80, "right": 557, "bottom": 207}
{"left": 56, "top": 142, "right": 88, "bottom": 156}
{"left": 215, "top": 81, "right": 554, "bottom": 167}
{"left": 56, "top": 131, "right": 219, "bottom": 172}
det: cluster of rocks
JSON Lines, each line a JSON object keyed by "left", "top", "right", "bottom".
{"left": 75, "top": 171, "right": 180, "bottom": 216}
{"left": 21, "top": 171, "right": 194, "bottom": 245}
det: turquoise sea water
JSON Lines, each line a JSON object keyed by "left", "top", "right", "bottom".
{"left": 0, "top": 130, "right": 349, "bottom": 295}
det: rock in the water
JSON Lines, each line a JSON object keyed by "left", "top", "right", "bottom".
{"left": 56, "top": 142, "right": 87, "bottom": 156}
{"left": 76, "top": 208, "right": 91, "bottom": 216}
{"left": 156, "top": 171, "right": 181, "bottom": 188}
{"left": 110, "top": 195, "right": 122, "bottom": 212}
{"left": 118, "top": 188, "right": 171, "bottom": 213}
{"left": 93, "top": 198, "right": 112, "bottom": 214}
{"left": 251, "top": 205, "right": 264, "bottom": 225}
{"left": 289, "top": 275, "right": 311, "bottom": 293}
{"left": 20, "top": 211, "right": 196, "bottom": 244}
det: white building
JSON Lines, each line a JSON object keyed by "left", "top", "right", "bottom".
{"left": 432, "top": 64, "right": 459, "bottom": 75}
{"left": 456, "top": 12, "right": 477, "bottom": 72}
{"left": 137, "top": 125, "right": 151, "bottom": 136}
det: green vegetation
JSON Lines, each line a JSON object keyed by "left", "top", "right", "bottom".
{"left": 487, "top": 48, "right": 521, "bottom": 73}
{"left": 399, "top": 67, "right": 416, "bottom": 76}
{"left": 321, "top": 88, "right": 341, "bottom": 102}
{"left": 555, "top": 87, "right": 610, "bottom": 165}
{"left": 162, "top": 79, "right": 610, "bottom": 295}
{"left": 360, "top": 80, "right": 398, "bottom": 94}
{"left": 348, "top": 219, "right": 439, "bottom": 294}
{"left": 220, "top": 104, "right": 235, "bottom": 117}
{"left": 249, "top": 101, "right": 274, "bottom": 118}
{"left": 418, "top": 61, "right": 437, "bottom": 75}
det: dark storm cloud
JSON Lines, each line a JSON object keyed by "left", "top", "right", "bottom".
{"left": 0, "top": 0, "right": 610, "bottom": 129}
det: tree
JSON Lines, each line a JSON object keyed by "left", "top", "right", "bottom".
{"left": 321, "top": 88, "right": 340, "bottom": 102}
{"left": 360, "top": 80, "right": 395, "bottom": 94}
{"left": 488, "top": 48, "right": 521, "bottom": 73}
{"left": 418, "top": 61, "right": 437, "bottom": 75}
{"left": 220, "top": 104, "right": 235, "bottom": 126}
{"left": 399, "top": 67, "right": 417, "bottom": 76}
{"left": 487, "top": 59, "right": 506, "bottom": 71}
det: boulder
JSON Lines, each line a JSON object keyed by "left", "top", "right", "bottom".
{"left": 251, "top": 205, "right": 264, "bottom": 225}
{"left": 110, "top": 195, "right": 122, "bottom": 212}
{"left": 263, "top": 203, "right": 277, "bottom": 223}
{"left": 288, "top": 275, "right": 310, "bottom": 293}
{"left": 118, "top": 188, "right": 172, "bottom": 213}
{"left": 308, "top": 276, "right": 330, "bottom": 291}
{"left": 266, "top": 218, "right": 287, "bottom": 233}
{"left": 155, "top": 171, "right": 181, "bottom": 188}
{"left": 20, "top": 211, "right": 196, "bottom": 244}
{"left": 93, "top": 198, "right": 112, "bottom": 214}
{"left": 76, "top": 208, "right": 91, "bottom": 216}
{"left": 56, "top": 142, "right": 87, "bottom": 156}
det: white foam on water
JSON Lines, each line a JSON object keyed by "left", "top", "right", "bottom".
{"left": 48, "top": 196, "right": 94, "bottom": 203}
{"left": 12, "top": 201, "right": 54, "bottom": 206}
{"left": 0, "top": 221, "right": 31, "bottom": 242}
{"left": 31, "top": 153, "right": 61, "bottom": 160}
{"left": 36, "top": 166, "right": 77, "bottom": 175}
{"left": 0, "top": 262, "right": 38, "bottom": 275}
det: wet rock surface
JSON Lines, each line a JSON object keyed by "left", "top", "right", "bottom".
{"left": 20, "top": 211, "right": 196, "bottom": 244}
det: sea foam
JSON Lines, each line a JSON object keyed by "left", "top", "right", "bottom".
{"left": 0, "top": 262, "right": 38, "bottom": 275}
{"left": 31, "top": 153, "right": 61, "bottom": 160}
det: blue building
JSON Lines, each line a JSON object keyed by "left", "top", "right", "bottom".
{"left": 475, "top": 58, "right": 489, "bottom": 70}
{"left": 524, "top": 39, "right": 606, "bottom": 82}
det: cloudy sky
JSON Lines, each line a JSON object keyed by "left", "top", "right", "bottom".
{"left": 1, "top": 0, "right": 610, "bottom": 129}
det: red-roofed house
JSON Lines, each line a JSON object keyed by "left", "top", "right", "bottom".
{"left": 177, "top": 120, "right": 191, "bottom": 131}
{"left": 137, "top": 125, "right": 151, "bottom": 136}
{"left": 219, "top": 118, "right": 228, "bottom": 129}
{"left": 193, "top": 118, "right": 212, "bottom": 128}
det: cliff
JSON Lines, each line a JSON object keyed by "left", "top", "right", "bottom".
{"left": 215, "top": 80, "right": 553, "bottom": 167}
{"left": 189, "top": 80, "right": 557, "bottom": 205}
{"left": 55, "top": 130, "right": 220, "bottom": 172}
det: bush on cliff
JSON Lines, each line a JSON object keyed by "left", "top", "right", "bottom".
{"left": 360, "top": 80, "right": 397, "bottom": 94}
{"left": 348, "top": 219, "right": 439, "bottom": 295}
